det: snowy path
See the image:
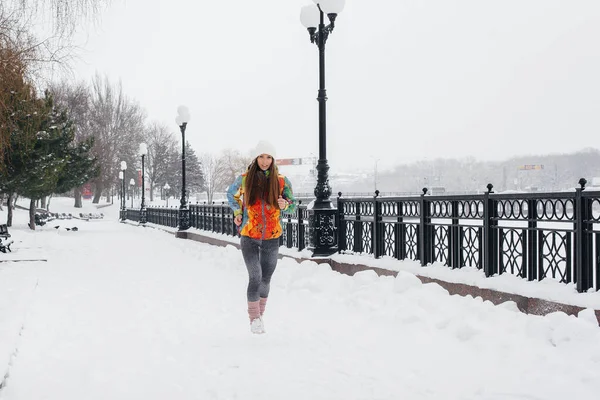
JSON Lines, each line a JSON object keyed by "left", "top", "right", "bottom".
{"left": 1, "top": 220, "right": 600, "bottom": 399}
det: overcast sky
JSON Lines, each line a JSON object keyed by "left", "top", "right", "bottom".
{"left": 61, "top": 0, "right": 600, "bottom": 172}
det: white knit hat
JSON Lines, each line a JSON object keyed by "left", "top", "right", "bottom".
{"left": 253, "top": 140, "right": 277, "bottom": 159}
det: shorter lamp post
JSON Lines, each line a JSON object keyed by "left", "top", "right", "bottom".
{"left": 139, "top": 143, "right": 148, "bottom": 224}
{"left": 129, "top": 178, "right": 135, "bottom": 208}
{"left": 118, "top": 170, "right": 124, "bottom": 220}
{"left": 164, "top": 183, "right": 170, "bottom": 207}
{"left": 175, "top": 106, "right": 191, "bottom": 234}
{"left": 120, "top": 161, "right": 127, "bottom": 219}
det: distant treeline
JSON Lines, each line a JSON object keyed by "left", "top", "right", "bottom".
{"left": 340, "top": 148, "right": 600, "bottom": 194}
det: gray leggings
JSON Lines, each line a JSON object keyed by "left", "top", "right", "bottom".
{"left": 240, "top": 236, "right": 280, "bottom": 302}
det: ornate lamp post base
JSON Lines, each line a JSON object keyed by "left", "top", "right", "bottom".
{"left": 308, "top": 206, "right": 338, "bottom": 256}
{"left": 308, "top": 159, "right": 338, "bottom": 256}
{"left": 139, "top": 208, "right": 147, "bottom": 224}
{"left": 176, "top": 204, "right": 190, "bottom": 238}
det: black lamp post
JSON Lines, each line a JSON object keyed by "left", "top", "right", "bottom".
{"left": 129, "top": 178, "right": 135, "bottom": 208}
{"left": 175, "top": 106, "right": 191, "bottom": 235}
{"left": 139, "top": 143, "right": 148, "bottom": 224}
{"left": 120, "top": 160, "right": 127, "bottom": 220}
{"left": 300, "top": 0, "right": 345, "bottom": 256}
{"left": 118, "top": 170, "right": 124, "bottom": 220}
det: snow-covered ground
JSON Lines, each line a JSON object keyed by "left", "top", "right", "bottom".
{"left": 1, "top": 198, "right": 600, "bottom": 399}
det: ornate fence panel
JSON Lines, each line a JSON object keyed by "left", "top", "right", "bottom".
{"left": 337, "top": 196, "right": 375, "bottom": 255}
{"left": 491, "top": 193, "right": 576, "bottom": 285}
{"left": 125, "top": 209, "right": 140, "bottom": 222}
{"left": 280, "top": 201, "right": 308, "bottom": 251}
{"left": 338, "top": 192, "right": 422, "bottom": 261}
{"left": 582, "top": 190, "right": 600, "bottom": 292}
{"left": 145, "top": 206, "right": 178, "bottom": 227}
{"left": 424, "top": 195, "right": 486, "bottom": 271}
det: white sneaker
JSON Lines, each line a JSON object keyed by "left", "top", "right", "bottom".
{"left": 250, "top": 317, "right": 265, "bottom": 334}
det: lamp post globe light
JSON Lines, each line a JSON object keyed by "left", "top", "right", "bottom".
{"left": 300, "top": 0, "right": 345, "bottom": 256}
{"left": 175, "top": 106, "right": 191, "bottom": 235}
{"left": 129, "top": 178, "right": 135, "bottom": 208}
{"left": 139, "top": 143, "right": 148, "bottom": 224}
{"left": 164, "top": 182, "right": 170, "bottom": 207}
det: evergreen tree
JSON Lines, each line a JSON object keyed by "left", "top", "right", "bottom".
{"left": 0, "top": 76, "right": 45, "bottom": 225}
{"left": 166, "top": 148, "right": 182, "bottom": 202}
{"left": 185, "top": 142, "right": 205, "bottom": 198}
{"left": 55, "top": 136, "right": 99, "bottom": 195}
{"left": 5, "top": 93, "right": 98, "bottom": 229}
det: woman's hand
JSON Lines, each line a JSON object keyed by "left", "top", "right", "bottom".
{"left": 234, "top": 215, "right": 242, "bottom": 226}
{"left": 278, "top": 195, "right": 287, "bottom": 210}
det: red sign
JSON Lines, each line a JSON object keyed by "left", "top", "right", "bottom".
{"left": 276, "top": 158, "right": 314, "bottom": 166}
{"left": 518, "top": 165, "right": 544, "bottom": 171}
{"left": 82, "top": 183, "right": 93, "bottom": 199}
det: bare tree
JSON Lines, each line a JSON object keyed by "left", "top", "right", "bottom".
{"left": 199, "top": 150, "right": 248, "bottom": 204}
{"left": 8, "top": 1, "right": 110, "bottom": 37}
{"left": 88, "top": 73, "right": 145, "bottom": 203}
{"left": 201, "top": 153, "right": 228, "bottom": 204}
{"left": 220, "top": 148, "right": 252, "bottom": 184}
{"left": 48, "top": 80, "right": 92, "bottom": 206}
{"left": 48, "top": 80, "right": 90, "bottom": 138}
{"left": 1, "top": 1, "right": 111, "bottom": 83}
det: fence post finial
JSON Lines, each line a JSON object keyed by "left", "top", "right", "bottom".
{"left": 422, "top": 188, "right": 428, "bottom": 195}
{"left": 487, "top": 183, "right": 494, "bottom": 193}
{"left": 578, "top": 178, "right": 587, "bottom": 189}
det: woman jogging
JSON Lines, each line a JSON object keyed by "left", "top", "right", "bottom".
{"left": 227, "top": 140, "right": 296, "bottom": 334}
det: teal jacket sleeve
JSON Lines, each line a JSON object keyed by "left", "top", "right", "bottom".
{"left": 227, "top": 175, "right": 244, "bottom": 216}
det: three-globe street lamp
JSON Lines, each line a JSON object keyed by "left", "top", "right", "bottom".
{"left": 129, "top": 178, "right": 135, "bottom": 208}
{"left": 164, "top": 182, "right": 170, "bottom": 207}
{"left": 139, "top": 143, "right": 148, "bottom": 224}
{"left": 175, "top": 106, "right": 191, "bottom": 234}
{"left": 300, "top": 0, "right": 345, "bottom": 256}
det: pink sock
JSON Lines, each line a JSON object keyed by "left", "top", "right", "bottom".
{"left": 248, "top": 301, "right": 260, "bottom": 322}
{"left": 259, "top": 297, "right": 267, "bottom": 316}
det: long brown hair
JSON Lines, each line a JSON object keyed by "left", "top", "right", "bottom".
{"left": 245, "top": 158, "right": 280, "bottom": 207}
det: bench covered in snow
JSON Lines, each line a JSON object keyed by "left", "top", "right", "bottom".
{"left": 0, "top": 224, "right": 14, "bottom": 253}
{"left": 79, "top": 213, "right": 104, "bottom": 220}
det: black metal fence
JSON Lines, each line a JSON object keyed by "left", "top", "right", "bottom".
{"left": 122, "top": 181, "right": 600, "bottom": 293}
